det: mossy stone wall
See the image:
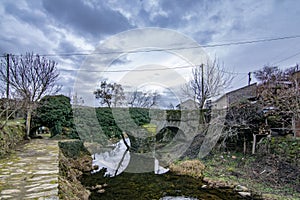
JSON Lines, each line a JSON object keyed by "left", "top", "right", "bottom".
{"left": 0, "top": 121, "right": 26, "bottom": 158}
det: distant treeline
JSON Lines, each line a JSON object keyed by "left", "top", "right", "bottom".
{"left": 73, "top": 107, "right": 186, "bottom": 141}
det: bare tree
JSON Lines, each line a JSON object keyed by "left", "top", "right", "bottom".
{"left": 112, "top": 83, "right": 126, "bottom": 107}
{"left": 127, "top": 89, "right": 160, "bottom": 108}
{"left": 0, "top": 97, "right": 24, "bottom": 129}
{"left": 0, "top": 53, "right": 60, "bottom": 139}
{"left": 168, "top": 102, "right": 175, "bottom": 110}
{"left": 225, "top": 101, "right": 264, "bottom": 154}
{"left": 255, "top": 65, "right": 300, "bottom": 136}
{"left": 184, "top": 58, "right": 233, "bottom": 109}
{"left": 94, "top": 81, "right": 126, "bottom": 108}
{"left": 71, "top": 92, "right": 85, "bottom": 107}
{"left": 254, "top": 66, "right": 282, "bottom": 85}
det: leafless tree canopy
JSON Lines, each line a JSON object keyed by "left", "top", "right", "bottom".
{"left": 0, "top": 53, "right": 60, "bottom": 102}
{"left": 255, "top": 65, "right": 300, "bottom": 120}
{"left": 184, "top": 58, "right": 232, "bottom": 109}
{"left": 0, "top": 53, "right": 60, "bottom": 137}
{"left": 254, "top": 66, "right": 282, "bottom": 85}
{"left": 94, "top": 80, "right": 126, "bottom": 108}
{"left": 127, "top": 89, "right": 160, "bottom": 108}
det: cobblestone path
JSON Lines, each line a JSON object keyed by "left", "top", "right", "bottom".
{"left": 0, "top": 138, "right": 59, "bottom": 200}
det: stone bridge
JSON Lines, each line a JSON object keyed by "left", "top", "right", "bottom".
{"left": 109, "top": 108, "right": 226, "bottom": 173}
{"left": 116, "top": 109, "right": 204, "bottom": 167}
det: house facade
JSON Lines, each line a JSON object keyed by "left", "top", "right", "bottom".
{"left": 211, "top": 83, "right": 257, "bottom": 110}
{"left": 176, "top": 99, "right": 199, "bottom": 110}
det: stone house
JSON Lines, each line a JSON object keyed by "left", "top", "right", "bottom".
{"left": 176, "top": 99, "right": 199, "bottom": 110}
{"left": 211, "top": 83, "right": 257, "bottom": 110}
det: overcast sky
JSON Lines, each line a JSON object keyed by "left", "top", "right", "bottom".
{"left": 1, "top": 0, "right": 300, "bottom": 107}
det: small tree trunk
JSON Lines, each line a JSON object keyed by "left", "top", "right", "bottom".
{"left": 121, "top": 133, "right": 130, "bottom": 150}
{"left": 243, "top": 136, "right": 246, "bottom": 154}
{"left": 292, "top": 116, "right": 296, "bottom": 138}
{"left": 25, "top": 108, "right": 32, "bottom": 140}
{"left": 252, "top": 134, "right": 256, "bottom": 154}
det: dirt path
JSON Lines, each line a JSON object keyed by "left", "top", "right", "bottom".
{"left": 0, "top": 138, "right": 59, "bottom": 200}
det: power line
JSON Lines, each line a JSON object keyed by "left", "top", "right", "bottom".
{"left": 2, "top": 34, "right": 300, "bottom": 58}
{"left": 59, "top": 63, "right": 247, "bottom": 74}
{"left": 38, "top": 34, "right": 300, "bottom": 56}
{"left": 272, "top": 50, "right": 300, "bottom": 65}
{"left": 59, "top": 65, "right": 193, "bottom": 72}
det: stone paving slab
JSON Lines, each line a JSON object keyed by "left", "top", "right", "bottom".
{"left": 0, "top": 139, "right": 59, "bottom": 200}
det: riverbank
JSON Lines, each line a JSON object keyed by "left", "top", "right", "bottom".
{"left": 58, "top": 136, "right": 299, "bottom": 200}
{"left": 202, "top": 142, "right": 300, "bottom": 200}
{"left": 0, "top": 120, "right": 26, "bottom": 158}
{"left": 58, "top": 140, "right": 93, "bottom": 200}
{"left": 58, "top": 140, "right": 257, "bottom": 199}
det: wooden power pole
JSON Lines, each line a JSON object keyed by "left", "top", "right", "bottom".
{"left": 201, "top": 63, "right": 204, "bottom": 102}
{"left": 6, "top": 53, "right": 9, "bottom": 99}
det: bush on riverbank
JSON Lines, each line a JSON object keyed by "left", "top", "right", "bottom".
{"left": 203, "top": 136, "right": 300, "bottom": 199}
{"left": 58, "top": 140, "right": 93, "bottom": 200}
{"left": 169, "top": 160, "right": 205, "bottom": 179}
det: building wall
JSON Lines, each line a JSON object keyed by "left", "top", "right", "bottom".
{"left": 212, "top": 95, "right": 228, "bottom": 110}
{"left": 211, "top": 83, "right": 257, "bottom": 110}
{"left": 177, "top": 99, "right": 199, "bottom": 110}
{"left": 227, "top": 83, "right": 257, "bottom": 105}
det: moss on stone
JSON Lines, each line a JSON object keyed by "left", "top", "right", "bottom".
{"left": 58, "top": 140, "right": 92, "bottom": 200}
{"left": 0, "top": 120, "right": 26, "bottom": 158}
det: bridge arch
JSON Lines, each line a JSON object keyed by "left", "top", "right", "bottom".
{"left": 156, "top": 126, "right": 184, "bottom": 144}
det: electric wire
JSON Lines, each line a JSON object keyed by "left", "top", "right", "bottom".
{"left": 2, "top": 34, "right": 300, "bottom": 75}
{"left": 1, "top": 34, "right": 300, "bottom": 58}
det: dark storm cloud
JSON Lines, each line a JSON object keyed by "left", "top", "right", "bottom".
{"left": 42, "top": 0, "right": 134, "bottom": 38}
{"left": 4, "top": 2, "right": 46, "bottom": 29}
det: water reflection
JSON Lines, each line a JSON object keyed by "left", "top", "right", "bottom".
{"left": 160, "top": 197, "right": 198, "bottom": 200}
{"left": 92, "top": 138, "right": 169, "bottom": 176}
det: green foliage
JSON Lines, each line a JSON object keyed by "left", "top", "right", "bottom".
{"left": 94, "top": 107, "right": 151, "bottom": 138}
{"left": 73, "top": 107, "right": 203, "bottom": 142}
{"left": 33, "top": 95, "right": 79, "bottom": 138}
{"left": 268, "top": 137, "right": 300, "bottom": 164}
{"left": 73, "top": 106, "right": 107, "bottom": 144}
{"left": 0, "top": 120, "right": 26, "bottom": 158}
{"left": 58, "top": 140, "right": 90, "bottom": 159}
{"left": 95, "top": 107, "right": 123, "bottom": 138}
{"left": 129, "top": 107, "right": 150, "bottom": 125}
{"left": 142, "top": 124, "right": 156, "bottom": 135}
{"left": 166, "top": 110, "right": 181, "bottom": 121}
{"left": 74, "top": 107, "right": 151, "bottom": 141}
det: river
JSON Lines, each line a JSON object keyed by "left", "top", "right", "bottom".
{"left": 81, "top": 139, "right": 257, "bottom": 200}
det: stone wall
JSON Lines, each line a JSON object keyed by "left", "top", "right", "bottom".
{"left": 0, "top": 121, "right": 26, "bottom": 158}
{"left": 58, "top": 140, "right": 92, "bottom": 200}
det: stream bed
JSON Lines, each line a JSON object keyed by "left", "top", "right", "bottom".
{"left": 81, "top": 139, "right": 260, "bottom": 200}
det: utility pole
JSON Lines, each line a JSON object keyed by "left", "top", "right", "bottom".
{"left": 248, "top": 72, "right": 252, "bottom": 86}
{"left": 6, "top": 54, "right": 9, "bottom": 99}
{"left": 201, "top": 63, "right": 205, "bottom": 123}
{"left": 6, "top": 54, "right": 10, "bottom": 119}
{"left": 201, "top": 63, "right": 204, "bottom": 101}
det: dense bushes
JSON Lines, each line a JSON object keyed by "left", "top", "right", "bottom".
{"left": 95, "top": 107, "right": 151, "bottom": 138}
{"left": 73, "top": 107, "right": 151, "bottom": 141}
{"left": 0, "top": 120, "right": 26, "bottom": 158}
{"left": 33, "top": 95, "right": 79, "bottom": 139}
{"left": 73, "top": 107, "right": 198, "bottom": 140}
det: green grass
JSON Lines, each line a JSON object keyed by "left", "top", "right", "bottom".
{"left": 142, "top": 123, "right": 157, "bottom": 136}
{"left": 202, "top": 152, "right": 300, "bottom": 200}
